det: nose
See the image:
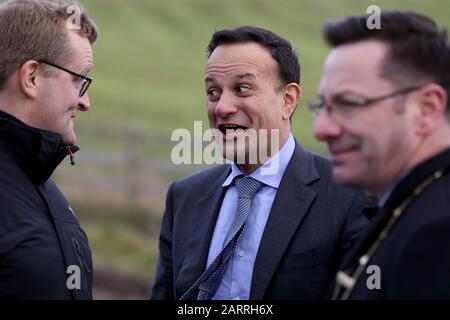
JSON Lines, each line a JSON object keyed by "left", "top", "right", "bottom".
{"left": 78, "top": 92, "right": 90, "bottom": 112}
{"left": 313, "top": 110, "right": 343, "bottom": 142}
{"left": 214, "top": 91, "right": 239, "bottom": 118}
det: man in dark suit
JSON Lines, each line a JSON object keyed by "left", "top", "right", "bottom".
{"left": 151, "top": 26, "right": 370, "bottom": 300}
{"left": 312, "top": 11, "right": 450, "bottom": 299}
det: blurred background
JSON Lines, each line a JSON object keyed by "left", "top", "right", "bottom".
{"left": 54, "top": 0, "right": 449, "bottom": 299}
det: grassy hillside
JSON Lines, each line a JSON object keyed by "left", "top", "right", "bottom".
{"left": 79, "top": 0, "right": 449, "bottom": 152}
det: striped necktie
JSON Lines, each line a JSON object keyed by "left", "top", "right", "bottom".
{"left": 180, "top": 176, "right": 264, "bottom": 300}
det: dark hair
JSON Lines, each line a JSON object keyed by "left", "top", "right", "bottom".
{"left": 207, "top": 26, "right": 300, "bottom": 86}
{"left": 324, "top": 11, "right": 450, "bottom": 110}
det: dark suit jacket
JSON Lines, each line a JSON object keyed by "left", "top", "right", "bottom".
{"left": 151, "top": 143, "right": 370, "bottom": 299}
{"left": 337, "top": 147, "right": 450, "bottom": 299}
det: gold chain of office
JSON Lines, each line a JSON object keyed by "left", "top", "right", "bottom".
{"left": 332, "top": 168, "right": 446, "bottom": 300}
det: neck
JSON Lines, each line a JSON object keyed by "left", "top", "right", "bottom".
{"left": 371, "top": 124, "right": 450, "bottom": 199}
{"left": 0, "top": 90, "right": 31, "bottom": 125}
{"left": 237, "top": 131, "right": 290, "bottom": 175}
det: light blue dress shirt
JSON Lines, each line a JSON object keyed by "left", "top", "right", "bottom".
{"left": 206, "top": 134, "right": 296, "bottom": 300}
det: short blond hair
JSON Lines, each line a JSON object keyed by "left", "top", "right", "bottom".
{"left": 0, "top": 0, "right": 98, "bottom": 89}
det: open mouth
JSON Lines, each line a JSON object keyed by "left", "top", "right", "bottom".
{"left": 218, "top": 124, "right": 248, "bottom": 135}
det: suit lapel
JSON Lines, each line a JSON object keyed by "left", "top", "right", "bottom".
{"left": 338, "top": 205, "right": 387, "bottom": 272}
{"left": 177, "top": 166, "right": 230, "bottom": 297}
{"left": 250, "top": 143, "right": 319, "bottom": 299}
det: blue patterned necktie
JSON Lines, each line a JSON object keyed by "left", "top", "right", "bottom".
{"left": 179, "top": 176, "right": 264, "bottom": 300}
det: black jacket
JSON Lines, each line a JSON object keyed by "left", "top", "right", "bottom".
{"left": 336, "top": 147, "right": 450, "bottom": 299}
{"left": 0, "top": 110, "right": 93, "bottom": 299}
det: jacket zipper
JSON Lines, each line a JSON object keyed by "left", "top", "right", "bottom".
{"left": 72, "top": 238, "right": 91, "bottom": 298}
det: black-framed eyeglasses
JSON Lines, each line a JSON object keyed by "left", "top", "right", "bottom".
{"left": 309, "top": 84, "right": 427, "bottom": 121}
{"left": 38, "top": 60, "right": 92, "bottom": 97}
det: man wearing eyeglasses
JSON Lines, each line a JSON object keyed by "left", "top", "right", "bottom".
{"left": 0, "top": 0, "right": 97, "bottom": 299}
{"left": 312, "top": 11, "right": 450, "bottom": 299}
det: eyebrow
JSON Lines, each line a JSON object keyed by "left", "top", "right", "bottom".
{"left": 233, "top": 73, "right": 256, "bottom": 81}
{"left": 205, "top": 73, "right": 257, "bottom": 84}
{"left": 317, "top": 89, "right": 364, "bottom": 100}
{"left": 205, "top": 76, "right": 215, "bottom": 84}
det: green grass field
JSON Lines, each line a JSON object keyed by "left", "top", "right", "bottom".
{"left": 80, "top": 0, "right": 449, "bottom": 151}
{"left": 62, "top": 0, "right": 449, "bottom": 298}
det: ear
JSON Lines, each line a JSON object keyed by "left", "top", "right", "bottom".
{"left": 281, "top": 83, "right": 301, "bottom": 120}
{"left": 414, "top": 83, "right": 448, "bottom": 136}
{"left": 19, "top": 60, "right": 40, "bottom": 99}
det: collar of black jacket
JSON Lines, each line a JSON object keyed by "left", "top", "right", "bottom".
{"left": 383, "top": 146, "right": 450, "bottom": 210}
{"left": 337, "top": 146, "right": 450, "bottom": 275}
{"left": 0, "top": 109, "right": 79, "bottom": 185}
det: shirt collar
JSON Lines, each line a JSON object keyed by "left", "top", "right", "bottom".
{"left": 222, "top": 133, "right": 296, "bottom": 189}
{"left": 377, "top": 169, "right": 410, "bottom": 208}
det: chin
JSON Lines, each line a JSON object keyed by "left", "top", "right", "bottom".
{"left": 220, "top": 145, "right": 246, "bottom": 165}
{"left": 333, "top": 167, "right": 359, "bottom": 186}
{"left": 62, "top": 132, "right": 77, "bottom": 145}
{"left": 333, "top": 167, "right": 373, "bottom": 192}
